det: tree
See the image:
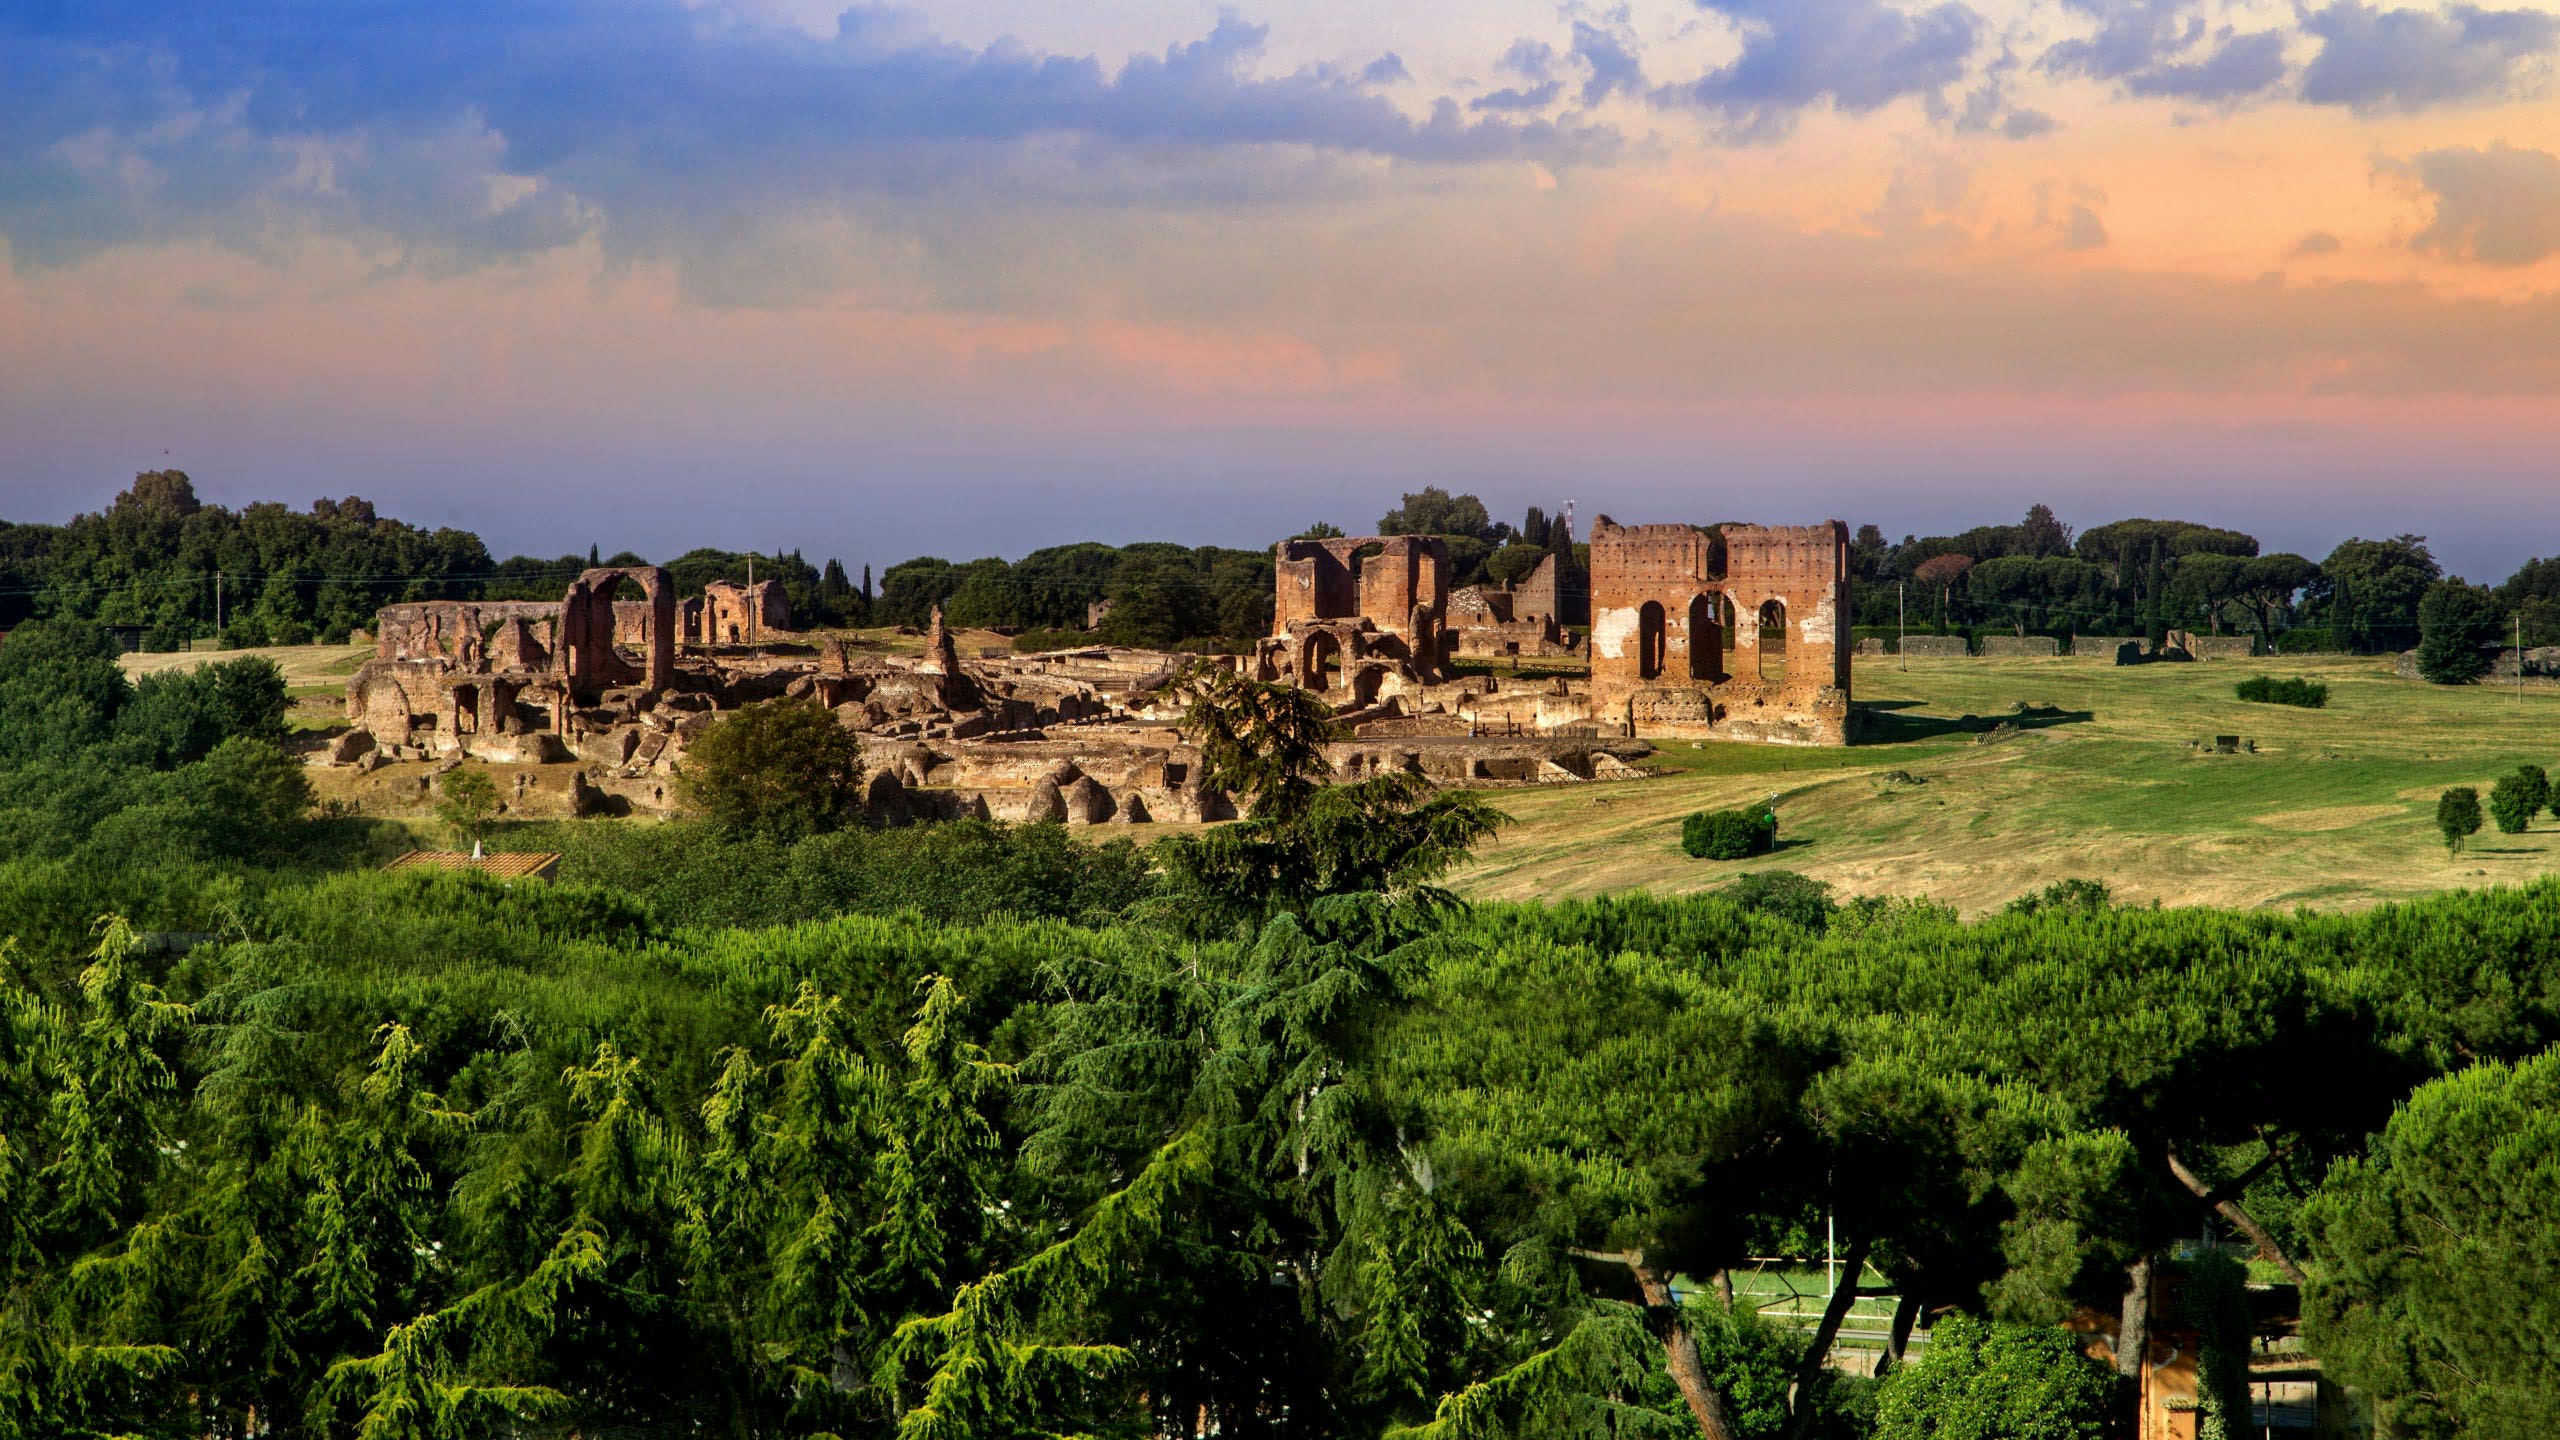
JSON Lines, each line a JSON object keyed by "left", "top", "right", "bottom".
{"left": 2314, "top": 536, "right": 2439, "bottom": 652}
{"left": 2489, "top": 772, "right": 2540, "bottom": 834}
{"left": 1177, "top": 665, "right": 1340, "bottom": 822}
{"left": 2233, "top": 554, "right": 2319, "bottom": 652}
{"left": 1872, "top": 1313, "right": 2115, "bottom": 1440}
{"left": 119, "top": 656, "right": 291, "bottom": 765}
{"left": 1912, "top": 555, "right": 1972, "bottom": 632}
{"left": 434, "top": 768, "right": 503, "bottom": 848}
{"left": 677, "top": 699, "right": 864, "bottom": 838}
{"left": 2017, "top": 504, "right": 2073, "bottom": 559}
{"left": 2415, "top": 579, "right": 2500, "bottom": 683}
{"left": 1377, "top": 488, "right": 1494, "bottom": 542}
{"left": 2437, "top": 787, "right": 2483, "bottom": 854}
{"left": 1293, "top": 521, "right": 1347, "bottom": 541}
{"left": 1483, "top": 542, "right": 1549, "bottom": 589}
{"left": 2521, "top": 763, "right": 2553, "bottom": 820}
{"left": 2303, "top": 1048, "right": 2560, "bottom": 1440}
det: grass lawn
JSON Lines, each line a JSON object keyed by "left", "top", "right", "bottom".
{"left": 1456, "top": 654, "right": 2560, "bottom": 914}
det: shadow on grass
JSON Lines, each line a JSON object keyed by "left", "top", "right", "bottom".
{"left": 1852, "top": 702, "right": 2095, "bottom": 746}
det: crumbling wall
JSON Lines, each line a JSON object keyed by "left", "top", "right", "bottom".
{"left": 2071, "top": 636, "right": 2142, "bottom": 659}
{"left": 1587, "top": 518, "right": 1851, "bottom": 745}
{"left": 1981, "top": 635, "right": 2060, "bottom": 657}
{"left": 1899, "top": 635, "right": 1968, "bottom": 658}
{"left": 701, "top": 578, "right": 789, "bottom": 644}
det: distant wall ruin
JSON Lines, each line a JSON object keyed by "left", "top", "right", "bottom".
{"left": 1586, "top": 519, "right": 1852, "bottom": 746}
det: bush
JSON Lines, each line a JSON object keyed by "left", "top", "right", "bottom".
{"left": 2004, "top": 877, "right": 2113, "bottom": 915}
{"left": 2489, "top": 766, "right": 2548, "bottom": 835}
{"left": 1721, "top": 870, "right": 1835, "bottom": 930}
{"left": 2234, "top": 675, "right": 2328, "bottom": 708}
{"left": 1682, "top": 805, "right": 1778, "bottom": 860}
{"left": 2438, "top": 786, "right": 2483, "bottom": 854}
{"left": 2272, "top": 627, "right": 2341, "bottom": 654}
{"left": 676, "top": 699, "right": 864, "bottom": 839}
{"left": 1872, "top": 1313, "right": 2117, "bottom": 1440}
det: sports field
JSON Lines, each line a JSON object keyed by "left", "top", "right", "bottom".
{"left": 1456, "top": 654, "right": 2560, "bottom": 914}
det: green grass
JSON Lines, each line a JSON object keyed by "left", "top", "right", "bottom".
{"left": 1457, "top": 654, "right": 2560, "bottom": 914}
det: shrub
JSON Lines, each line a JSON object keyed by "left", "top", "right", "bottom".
{"left": 1721, "top": 870, "right": 1835, "bottom": 930}
{"left": 2437, "top": 786, "right": 2483, "bottom": 854}
{"left": 1872, "top": 1313, "right": 2117, "bottom": 1440}
{"left": 2005, "top": 877, "right": 2114, "bottom": 915}
{"left": 2234, "top": 675, "right": 2328, "bottom": 708}
{"left": 2272, "top": 627, "right": 2340, "bottom": 654}
{"left": 677, "top": 699, "right": 864, "bottom": 839}
{"left": 1682, "top": 805, "right": 1778, "bottom": 860}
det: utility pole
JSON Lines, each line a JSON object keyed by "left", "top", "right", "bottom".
{"left": 1898, "top": 581, "right": 1906, "bottom": 671}
{"left": 214, "top": 571, "right": 224, "bottom": 642}
{"left": 2519, "top": 612, "right": 2526, "bottom": 703}
{"left": 746, "top": 554, "right": 757, "bottom": 644}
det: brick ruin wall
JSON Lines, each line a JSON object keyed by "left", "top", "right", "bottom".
{"left": 1586, "top": 519, "right": 1852, "bottom": 746}
{"left": 1268, "top": 535, "right": 1450, "bottom": 688}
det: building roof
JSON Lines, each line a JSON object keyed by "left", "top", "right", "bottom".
{"left": 384, "top": 850, "right": 562, "bottom": 881}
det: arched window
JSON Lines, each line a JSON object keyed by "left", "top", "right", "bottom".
{"left": 1637, "top": 601, "right": 1667, "bottom": 680}
{"left": 1687, "top": 595, "right": 1724, "bottom": 681}
{"left": 1757, "top": 599, "right": 1788, "bottom": 683}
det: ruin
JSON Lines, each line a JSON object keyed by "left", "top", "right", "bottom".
{"left": 1259, "top": 534, "right": 1452, "bottom": 698}
{"left": 1446, "top": 515, "right": 1585, "bottom": 661}
{"left": 1586, "top": 518, "right": 1853, "bottom": 746}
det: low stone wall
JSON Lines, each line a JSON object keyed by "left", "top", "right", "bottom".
{"left": 2071, "top": 636, "right": 2143, "bottom": 659}
{"left": 2187, "top": 635, "right": 2257, "bottom": 660}
{"left": 1980, "top": 635, "right": 2060, "bottom": 657}
{"left": 1854, "top": 637, "right": 1891, "bottom": 657}
{"left": 1899, "top": 635, "right": 1969, "bottom": 658}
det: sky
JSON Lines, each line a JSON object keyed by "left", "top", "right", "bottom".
{"left": 3, "top": 0, "right": 2559, "bottom": 580}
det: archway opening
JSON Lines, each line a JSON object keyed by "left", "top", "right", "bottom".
{"left": 1757, "top": 599, "right": 1788, "bottom": 683}
{"left": 1637, "top": 601, "right": 1667, "bottom": 680}
{"left": 1305, "top": 631, "right": 1343, "bottom": 692}
{"left": 1687, "top": 595, "right": 1724, "bottom": 681}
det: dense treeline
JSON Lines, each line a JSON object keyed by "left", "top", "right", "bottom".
{"left": 0, "top": 639, "right": 2555, "bottom": 1436}
{"left": 6, "top": 471, "right": 2553, "bottom": 666}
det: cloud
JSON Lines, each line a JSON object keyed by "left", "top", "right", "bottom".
{"left": 0, "top": 2, "right": 1619, "bottom": 277}
{"left": 2299, "top": 3, "right": 2560, "bottom": 112}
{"left": 1499, "top": 38, "right": 1560, "bottom": 81}
{"left": 2041, "top": 1, "right": 2288, "bottom": 102}
{"left": 2399, "top": 142, "right": 2560, "bottom": 265}
{"left": 1951, "top": 47, "right": 2059, "bottom": 137}
{"left": 1659, "top": 0, "right": 1985, "bottom": 142}
{"left": 1473, "top": 81, "right": 1565, "bottom": 112}
{"left": 2120, "top": 30, "right": 2290, "bottom": 100}
{"left": 2290, "top": 230, "right": 2343, "bottom": 256}
{"left": 2063, "top": 201, "right": 2111, "bottom": 249}
{"left": 1571, "top": 20, "right": 1647, "bottom": 105}
{"left": 1361, "top": 53, "right": 1410, "bottom": 86}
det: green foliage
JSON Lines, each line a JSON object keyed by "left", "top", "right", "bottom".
{"left": 2437, "top": 786, "right": 2483, "bottom": 853}
{"left": 1178, "top": 664, "right": 1342, "bottom": 821}
{"left": 2489, "top": 769, "right": 2541, "bottom": 834}
{"left": 1682, "top": 805, "right": 1778, "bottom": 860}
{"left": 1720, "top": 870, "right": 1837, "bottom": 931}
{"left": 1377, "top": 487, "right": 1497, "bottom": 543}
{"left": 434, "top": 768, "right": 503, "bottom": 847}
{"left": 2232, "top": 675, "right": 2327, "bottom": 708}
{"left": 0, "top": 618, "right": 133, "bottom": 763}
{"left": 2415, "top": 578, "right": 2500, "bottom": 683}
{"left": 676, "top": 699, "right": 863, "bottom": 839}
{"left": 2303, "top": 1047, "right": 2560, "bottom": 1440}
{"left": 2002, "top": 878, "right": 2113, "bottom": 916}
{"left": 2173, "top": 1253, "right": 2253, "bottom": 1440}
{"left": 1870, "top": 1313, "right": 2116, "bottom": 1440}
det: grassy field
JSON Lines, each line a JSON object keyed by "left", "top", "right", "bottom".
{"left": 120, "top": 643, "right": 375, "bottom": 731}
{"left": 1456, "top": 654, "right": 2560, "bottom": 915}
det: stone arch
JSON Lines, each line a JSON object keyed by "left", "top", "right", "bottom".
{"left": 1757, "top": 598, "right": 1788, "bottom": 683}
{"left": 1686, "top": 594, "right": 1725, "bottom": 682}
{"left": 561, "top": 566, "right": 675, "bottom": 693}
{"left": 1637, "top": 600, "right": 1668, "bottom": 680}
